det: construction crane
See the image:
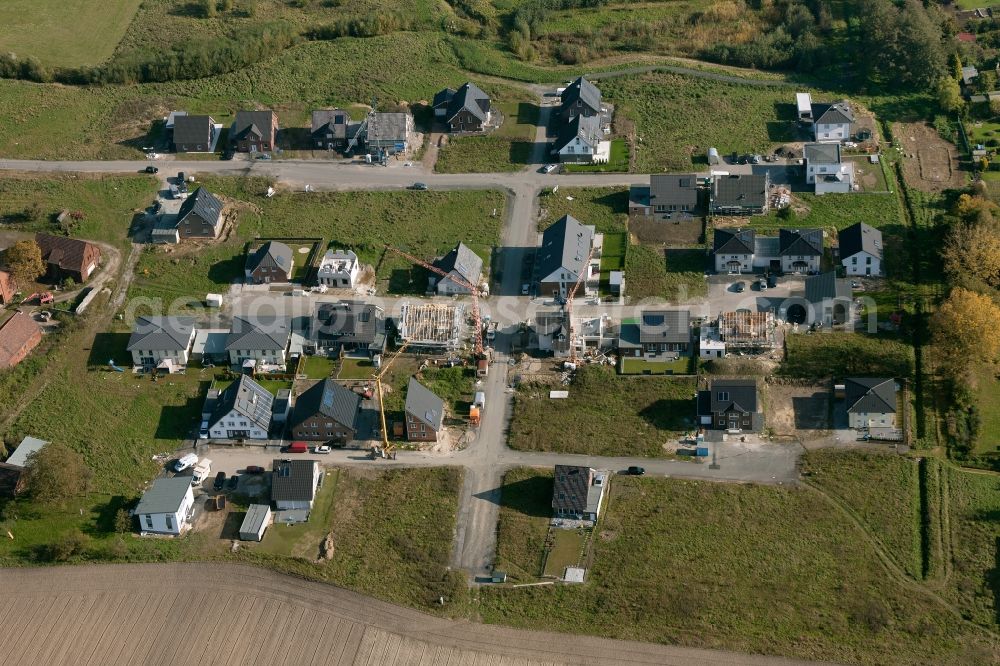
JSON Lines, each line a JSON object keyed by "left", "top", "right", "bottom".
{"left": 345, "top": 96, "right": 378, "bottom": 157}
{"left": 371, "top": 340, "right": 409, "bottom": 459}
{"left": 384, "top": 245, "right": 485, "bottom": 358}
{"left": 565, "top": 244, "right": 596, "bottom": 365}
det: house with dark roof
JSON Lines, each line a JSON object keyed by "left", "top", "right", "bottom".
{"left": 558, "top": 76, "right": 602, "bottom": 123}
{"left": 709, "top": 173, "right": 769, "bottom": 216}
{"left": 135, "top": 477, "right": 195, "bottom": 535}
{"left": 126, "top": 315, "right": 196, "bottom": 371}
{"left": 778, "top": 228, "right": 824, "bottom": 274}
{"left": 434, "top": 82, "right": 492, "bottom": 132}
{"left": 617, "top": 310, "right": 691, "bottom": 361}
{"left": 206, "top": 374, "right": 274, "bottom": 439}
{"left": 289, "top": 379, "right": 362, "bottom": 443}
{"left": 271, "top": 459, "right": 321, "bottom": 511}
{"left": 245, "top": 241, "right": 293, "bottom": 284}
{"left": 311, "top": 108, "right": 352, "bottom": 150}
{"left": 0, "top": 270, "right": 16, "bottom": 305}
{"left": 803, "top": 142, "right": 854, "bottom": 194}
{"left": 175, "top": 188, "right": 224, "bottom": 240}
{"left": 0, "top": 311, "right": 42, "bottom": 369}
{"left": 405, "top": 378, "right": 445, "bottom": 443}
{"left": 35, "top": 233, "right": 102, "bottom": 283}
{"left": 713, "top": 228, "right": 756, "bottom": 273}
{"left": 697, "top": 378, "right": 762, "bottom": 432}
{"left": 226, "top": 315, "right": 290, "bottom": 367}
{"left": 553, "top": 114, "right": 602, "bottom": 163}
{"left": 839, "top": 222, "right": 882, "bottom": 276}
{"left": 812, "top": 100, "right": 854, "bottom": 142}
{"left": 532, "top": 310, "right": 613, "bottom": 358}
{"left": 629, "top": 174, "right": 702, "bottom": 221}
{"left": 536, "top": 215, "right": 600, "bottom": 299}
{"left": 805, "top": 272, "right": 853, "bottom": 326}
{"left": 533, "top": 311, "right": 571, "bottom": 356}
{"left": 309, "top": 301, "right": 386, "bottom": 358}
{"left": 431, "top": 242, "right": 482, "bottom": 295}
{"left": 232, "top": 110, "right": 278, "bottom": 153}
{"left": 552, "top": 465, "right": 607, "bottom": 523}
{"left": 172, "top": 114, "right": 216, "bottom": 153}
{"left": 364, "top": 112, "right": 414, "bottom": 156}
{"left": 844, "top": 377, "right": 897, "bottom": 430}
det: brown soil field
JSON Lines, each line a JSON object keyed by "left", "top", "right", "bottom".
{"left": 892, "top": 122, "right": 965, "bottom": 193}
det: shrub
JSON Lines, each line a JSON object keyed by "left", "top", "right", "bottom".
{"left": 47, "top": 530, "right": 90, "bottom": 562}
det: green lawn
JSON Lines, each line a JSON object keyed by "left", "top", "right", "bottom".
{"left": 418, "top": 366, "right": 476, "bottom": 416}
{"left": 563, "top": 139, "right": 630, "bottom": 173}
{"left": 782, "top": 333, "right": 914, "bottom": 379}
{"left": 300, "top": 355, "right": 336, "bottom": 380}
{"left": 542, "top": 529, "right": 586, "bottom": 578}
{"left": 509, "top": 365, "right": 695, "bottom": 457}
{"left": 538, "top": 187, "right": 628, "bottom": 233}
{"left": 338, "top": 357, "right": 376, "bottom": 380}
{"left": 435, "top": 94, "right": 540, "bottom": 173}
{"left": 254, "top": 468, "right": 340, "bottom": 556}
{"left": 493, "top": 467, "right": 553, "bottom": 583}
{"left": 481, "top": 473, "right": 996, "bottom": 665}
{"left": 972, "top": 363, "right": 1000, "bottom": 456}
{"left": 752, "top": 192, "right": 903, "bottom": 234}
{"left": 944, "top": 466, "right": 1000, "bottom": 628}
{"left": 620, "top": 356, "right": 692, "bottom": 375}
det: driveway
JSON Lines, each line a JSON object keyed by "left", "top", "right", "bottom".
{"left": 704, "top": 275, "right": 805, "bottom": 319}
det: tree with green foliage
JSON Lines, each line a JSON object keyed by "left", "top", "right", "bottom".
{"left": 22, "top": 443, "right": 93, "bottom": 506}
{"left": 3, "top": 240, "right": 45, "bottom": 286}
{"left": 897, "top": 0, "right": 946, "bottom": 87}
{"left": 936, "top": 77, "right": 964, "bottom": 113}
{"left": 200, "top": 0, "right": 217, "bottom": 17}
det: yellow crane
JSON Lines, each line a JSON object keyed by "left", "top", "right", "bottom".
{"left": 371, "top": 340, "right": 409, "bottom": 459}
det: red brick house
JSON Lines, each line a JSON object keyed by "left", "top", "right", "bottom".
{"left": 35, "top": 234, "right": 102, "bottom": 283}
{"left": 0, "top": 271, "right": 15, "bottom": 304}
{"left": 232, "top": 110, "right": 279, "bottom": 153}
{"left": 404, "top": 378, "right": 444, "bottom": 443}
{"left": 0, "top": 311, "right": 42, "bottom": 369}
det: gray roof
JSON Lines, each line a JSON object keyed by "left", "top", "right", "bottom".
{"left": 444, "top": 82, "right": 490, "bottom": 123}
{"left": 226, "top": 315, "right": 290, "bottom": 352}
{"left": 962, "top": 66, "right": 979, "bottom": 85}
{"left": 838, "top": 222, "right": 882, "bottom": 260}
{"left": 270, "top": 459, "right": 317, "bottom": 502}
{"left": 434, "top": 242, "right": 483, "bottom": 286}
{"left": 713, "top": 228, "right": 755, "bottom": 254}
{"left": 554, "top": 114, "right": 601, "bottom": 152}
{"left": 711, "top": 174, "right": 768, "bottom": 210}
{"left": 552, "top": 464, "right": 599, "bottom": 514}
{"left": 637, "top": 310, "right": 691, "bottom": 344}
{"left": 209, "top": 375, "right": 274, "bottom": 431}
{"left": 239, "top": 504, "right": 271, "bottom": 536}
{"left": 312, "top": 301, "right": 385, "bottom": 347}
{"left": 172, "top": 115, "right": 214, "bottom": 146}
{"left": 135, "top": 477, "right": 192, "bottom": 515}
{"left": 290, "top": 379, "right": 361, "bottom": 431}
{"left": 433, "top": 87, "right": 455, "bottom": 109}
{"left": 649, "top": 174, "right": 699, "bottom": 210}
{"left": 246, "top": 241, "right": 293, "bottom": 276}
{"left": 537, "top": 215, "right": 594, "bottom": 282}
{"left": 813, "top": 100, "right": 854, "bottom": 125}
{"left": 176, "top": 188, "right": 224, "bottom": 229}
{"left": 233, "top": 110, "right": 276, "bottom": 141}
{"left": 5, "top": 436, "right": 48, "bottom": 468}
{"left": 405, "top": 378, "right": 444, "bottom": 430}
{"left": 127, "top": 316, "right": 195, "bottom": 352}
{"left": 803, "top": 142, "right": 841, "bottom": 165}
{"left": 707, "top": 379, "right": 758, "bottom": 414}
{"left": 844, "top": 377, "right": 897, "bottom": 414}
{"left": 311, "top": 108, "right": 351, "bottom": 137}
{"left": 779, "top": 229, "right": 824, "bottom": 257}
{"left": 805, "top": 271, "right": 851, "bottom": 304}
{"left": 368, "top": 113, "right": 411, "bottom": 143}
{"left": 560, "top": 76, "right": 602, "bottom": 115}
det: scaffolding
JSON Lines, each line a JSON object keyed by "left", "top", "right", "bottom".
{"left": 717, "top": 311, "right": 776, "bottom": 350}
{"left": 397, "top": 302, "right": 464, "bottom": 350}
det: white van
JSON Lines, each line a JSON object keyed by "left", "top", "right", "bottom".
{"left": 191, "top": 459, "right": 213, "bottom": 485}
{"left": 474, "top": 392, "right": 486, "bottom": 409}
{"left": 172, "top": 453, "right": 198, "bottom": 473}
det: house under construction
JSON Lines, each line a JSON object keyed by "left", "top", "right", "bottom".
{"left": 717, "top": 311, "right": 776, "bottom": 351}
{"left": 397, "top": 302, "right": 465, "bottom": 351}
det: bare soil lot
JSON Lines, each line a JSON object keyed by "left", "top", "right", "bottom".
{"left": 765, "top": 381, "right": 831, "bottom": 441}
{"left": 893, "top": 122, "right": 965, "bottom": 193}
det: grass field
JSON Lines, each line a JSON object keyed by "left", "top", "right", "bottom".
{"left": 782, "top": 333, "right": 914, "bottom": 379}
{"left": 493, "top": 467, "right": 553, "bottom": 582}
{"left": 509, "top": 365, "right": 694, "bottom": 457}
{"left": 435, "top": 94, "right": 540, "bottom": 173}
{"left": 944, "top": 466, "right": 1000, "bottom": 628}
{"left": 300, "top": 355, "right": 336, "bottom": 380}
{"left": 538, "top": 187, "right": 628, "bottom": 233}
{"left": 542, "top": 529, "right": 585, "bottom": 577}
{"left": 972, "top": 363, "right": 1000, "bottom": 456}
{"left": 620, "top": 356, "right": 691, "bottom": 375}
{"left": 752, "top": 192, "right": 903, "bottom": 236}
{"left": 563, "top": 139, "right": 630, "bottom": 173}
{"left": 481, "top": 473, "right": 996, "bottom": 665}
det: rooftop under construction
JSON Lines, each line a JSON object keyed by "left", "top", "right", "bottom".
{"left": 397, "top": 302, "right": 465, "bottom": 350}
{"left": 717, "top": 311, "right": 776, "bottom": 349}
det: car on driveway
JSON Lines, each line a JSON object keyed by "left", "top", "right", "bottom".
{"left": 540, "top": 164, "right": 558, "bottom": 174}
{"left": 144, "top": 166, "right": 158, "bottom": 174}
{"left": 767, "top": 273, "right": 778, "bottom": 289}
{"left": 757, "top": 278, "right": 767, "bottom": 291}
{"left": 410, "top": 182, "right": 428, "bottom": 190}
{"left": 227, "top": 475, "right": 239, "bottom": 490}
{"left": 626, "top": 466, "right": 645, "bottom": 476}
{"left": 521, "top": 283, "right": 531, "bottom": 296}
{"left": 213, "top": 472, "right": 226, "bottom": 491}
{"left": 314, "top": 445, "right": 332, "bottom": 454}
{"left": 245, "top": 465, "right": 265, "bottom": 475}
{"left": 733, "top": 281, "right": 746, "bottom": 293}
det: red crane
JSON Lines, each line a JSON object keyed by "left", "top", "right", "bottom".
{"left": 565, "top": 244, "right": 596, "bottom": 365}
{"left": 383, "top": 245, "right": 485, "bottom": 357}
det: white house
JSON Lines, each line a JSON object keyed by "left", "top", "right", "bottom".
{"left": 553, "top": 114, "right": 603, "bottom": 163}
{"left": 431, "top": 242, "right": 483, "bottom": 295}
{"left": 271, "top": 459, "right": 321, "bottom": 511}
{"left": 712, "top": 228, "right": 755, "bottom": 273}
{"left": 812, "top": 100, "right": 854, "bottom": 142}
{"left": 844, "top": 377, "right": 897, "bottom": 430}
{"left": 839, "top": 222, "right": 882, "bottom": 277}
{"left": 804, "top": 143, "right": 854, "bottom": 195}
{"left": 536, "top": 215, "right": 602, "bottom": 298}
{"left": 778, "top": 229, "right": 824, "bottom": 274}
{"left": 126, "top": 316, "right": 196, "bottom": 371}
{"left": 135, "top": 477, "right": 195, "bottom": 535}
{"left": 225, "top": 315, "right": 290, "bottom": 368}
{"left": 316, "top": 249, "right": 360, "bottom": 289}
{"left": 206, "top": 375, "right": 274, "bottom": 440}
{"left": 714, "top": 228, "right": 823, "bottom": 274}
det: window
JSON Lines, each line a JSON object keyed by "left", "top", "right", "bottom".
{"left": 145, "top": 515, "right": 153, "bottom": 529}
{"left": 717, "top": 391, "right": 729, "bottom": 402}
{"left": 852, "top": 257, "right": 857, "bottom": 264}
{"left": 717, "top": 418, "right": 725, "bottom": 426}
{"left": 165, "top": 515, "right": 174, "bottom": 531}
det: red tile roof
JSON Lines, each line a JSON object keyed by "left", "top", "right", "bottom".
{"left": 0, "top": 311, "right": 42, "bottom": 368}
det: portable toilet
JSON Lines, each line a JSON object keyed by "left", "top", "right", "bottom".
{"left": 707, "top": 147, "right": 721, "bottom": 165}
{"left": 470, "top": 406, "right": 481, "bottom": 426}
{"left": 476, "top": 359, "right": 489, "bottom": 378}
{"left": 474, "top": 391, "right": 486, "bottom": 409}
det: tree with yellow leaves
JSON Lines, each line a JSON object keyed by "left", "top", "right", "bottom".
{"left": 930, "top": 288, "right": 1000, "bottom": 380}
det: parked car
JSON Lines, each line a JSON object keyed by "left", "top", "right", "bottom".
{"left": 626, "top": 466, "right": 645, "bottom": 476}
{"left": 245, "top": 465, "right": 265, "bottom": 475}
{"left": 144, "top": 166, "right": 158, "bottom": 174}
{"left": 172, "top": 453, "right": 198, "bottom": 473}
{"left": 256, "top": 154, "right": 272, "bottom": 160}
{"left": 757, "top": 278, "right": 768, "bottom": 291}
{"left": 227, "top": 475, "right": 239, "bottom": 490}
{"left": 733, "top": 281, "right": 746, "bottom": 293}
{"left": 284, "top": 442, "right": 309, "bottom": 454}
{"left": 541, "top": 164, "right": 558, "bottom": 173}
{"left": 410, "top": 182, "right": 428, "bottom": 190}
{"left": 213, "top": 471, "right": 227, "bottom": 491}
{"left": 750, "top": 154, "right": 762, "bottom": 164}
{"left": 521, "top": 283, "right": 531, "bottom": 296}
{"left": 767, "top": 273, "right": 778, "bottom": 289}
{"left": 314, "top": 445, "right": 332, "bottom": 454}
{"left": 198, "top": 421, "right": 209, "bottom": 439}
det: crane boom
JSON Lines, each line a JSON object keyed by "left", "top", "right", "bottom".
{"left": 384, "top": 245, "right": 484, "bottom": 357}
{"left": 565, "top": 244, "right": 596, "bottom": 364}
{"left": 372, "top": 340, "right": 409, "bottom": 459}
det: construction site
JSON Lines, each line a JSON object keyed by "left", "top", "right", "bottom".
{"left": 397, "top": 302, "right": 466, "bottom": 351}
{"left": 716, "top": 311, "right": 777, "bottom": 353}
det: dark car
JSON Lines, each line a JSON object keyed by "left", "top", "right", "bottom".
{"left": 410, "top": 182, "right": 428, "bottom": 191}
{"left": 733, "top": 281, "right": 746, "bottom": 293}
{"left": 213, "top": 471, "right": 226, "bottom": 491}
{"left": 144, "top": 166, "right": 158, "bottom": 174}
{"left": 767, "top": 273, "right": 778, "bottom": 289}
{"left": 227, "top": 474, "right": 239, "bottom": 490}
{"left": 626, "top": 466, "right": 645, "bottom": 476}
{"left": 245, "top": 465, "right": 265, "bottom": 475}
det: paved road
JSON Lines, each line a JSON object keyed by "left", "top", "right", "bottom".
{"left": 0, "top": 563, "right": 836, "bottom": 666}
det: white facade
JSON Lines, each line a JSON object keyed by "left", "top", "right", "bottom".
{"left": 796, "top": 92, "right": 813, "bottom": 120}
{"left": 716, "top": 253, "right": 753, "bottom": 273}
{"left": 843, "top": 250, "right": 881, "bottom": 276}
{"left": 781, "top": 254, "right": 822, "bottom": 274}
{"left": 699, "top": 329, "right": 726, "bottom": 359}
{"left": 208, "top": 407, "right": 269, "bottom": 440}
{"left": 815, "top": 121, "right": 851, "bottom": 142}
{"left": 557, "top": 135, "right": 598, "bottom": 161}
{"left": 130, "top": 337, "right": 195, "bottom": 369}
{"left": 274, "top": 464, "right": 322, "bottom": 511}
{"left": 436, "top": 274, "right": 474, "bottom": 296}
{"left": 228, "top": 347, "right": 286, "bottom": 367}
{"left": 849, "top": 410, "right": 896, "bottom": 429}
{"left": 316, "top": 250, "right": 360, "bottom": 288}
{"left": 138, "top": 487, "right": 194, "bottom": 536}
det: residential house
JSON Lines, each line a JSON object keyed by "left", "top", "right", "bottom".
{"left": 311, "top": 108, "right": 352, "bottom": 150}
{"left": 164, "top": 111, "right": 186, "bottom": 141}
{"left": 844, "top": 377, "right": 898, "bottom": 430}
{"left": 206, "top": 374, "right": 274, "bottom": 439}
{"left": 431, "top": 242, "right": 482, "bottom": 295}
{"left": 0, "top": 270, "right": 15, "bottom": 304}
{"left": 289, "top": 379, "right": 362, "bottom": 443}
{"left": 176, "top": 188, "right": 224, "bottom": 240}
{"left": 232, "top": 110, "right": 278, "bottom": 153}
{"left": 126, "top": 315, "right": 196, "bottom": 371}
{"left": 533, "top": 310, "right": 614, "bottom": 358}
{"left": 709, "top": 174, "right": 769, "bottom": 216}
{"left": 717, "top": 311, "right": 776, "bottom": 352}
{"left": 405, "top": 378, "right": 444, "bottom": 443}
{"left": 309, "top": 301, "right": 386, "bottom": 357}
{"left": 316, "top": 249, "right": 360, "bottom": 289}
{"left": 245, "top": 241, "right": 293, "bottom": 284}
{"left": 804, "top": 143, "right": 854, "bottom": 194}
{"left": 552, "top": 465, "right": 607, "bottom": 522}
{"left": 536, "top": 214, "right": 601, "bottom": 299}
{"left": 713, "top": 228, "right": 756, "bottom": 273}
{"left": 191, "top": 328, "right": 228, "bottom": 365}
{"left": 271, "top": 459, "right": 321, "bottom": 511}
{"left": 35, "top": 233, "right": 102, "bottom": 283}
{"left": 553, "top": 114, "right": 602, "bottom": 163}
{"left": 434, "top": 82, "right": 491, "bottom": 132}
{"left": 226, "top": 315, "right": 290, "bottom": 367}
{"left": 805, "top": 271, "right": 853, "bottom": 326}
{"left": 172, "top": 115, "right": 216, "bottom": 153}
{"left": 272, "top": 388, "right": 292, "bottom": 424}
{"left": 617, "top": 310, "right": 691, "bottom": 359}
{"left": 778, "top": 228, "right": 824, "bottom": 274}
{"left": 365, "top": 112, "right": 413, "bottom": 156}
{"left": 0, "top": 311, "right": 42, "bottom": 369}
{"left": 0, "top": 436, "right": 48, "bottom": 498}
{"left": 533, "top": 311, "right": 570, "bottom": 356}
{"left": 839, "top": 222, "right": 882, "bottom": 276}
{"left": 5, "top": 436, "right": 48, "bottom": 469}
{"left": 697, "top": 378, "right": 762, "bottom": 432}
{"left": 239, "top": 504, "right": 272, "bottom": 542}
{"left": 629, "top": 174, "right": 701, "bottom": 220}
{"left": 135, "top": 477, "right": 195, "bottom": 536}
{"left": 558, "top": 76, "right": 602, "bottom": 122}
{"left": 812, "top": 100, "right": 854, "bottom": 142}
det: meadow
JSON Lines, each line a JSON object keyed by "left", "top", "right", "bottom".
{"left": 435, "top": 92, "right": 540, "bottom": 173}
{"left": 782, "top": 333, "right": 915, "bottom": 379}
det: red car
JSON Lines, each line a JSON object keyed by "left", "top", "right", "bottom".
{"left": 285, "top": 442, "right": 309, "bottom": 454}
{"left": 244, "top": 465, "right": 265, "bottom": 475}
